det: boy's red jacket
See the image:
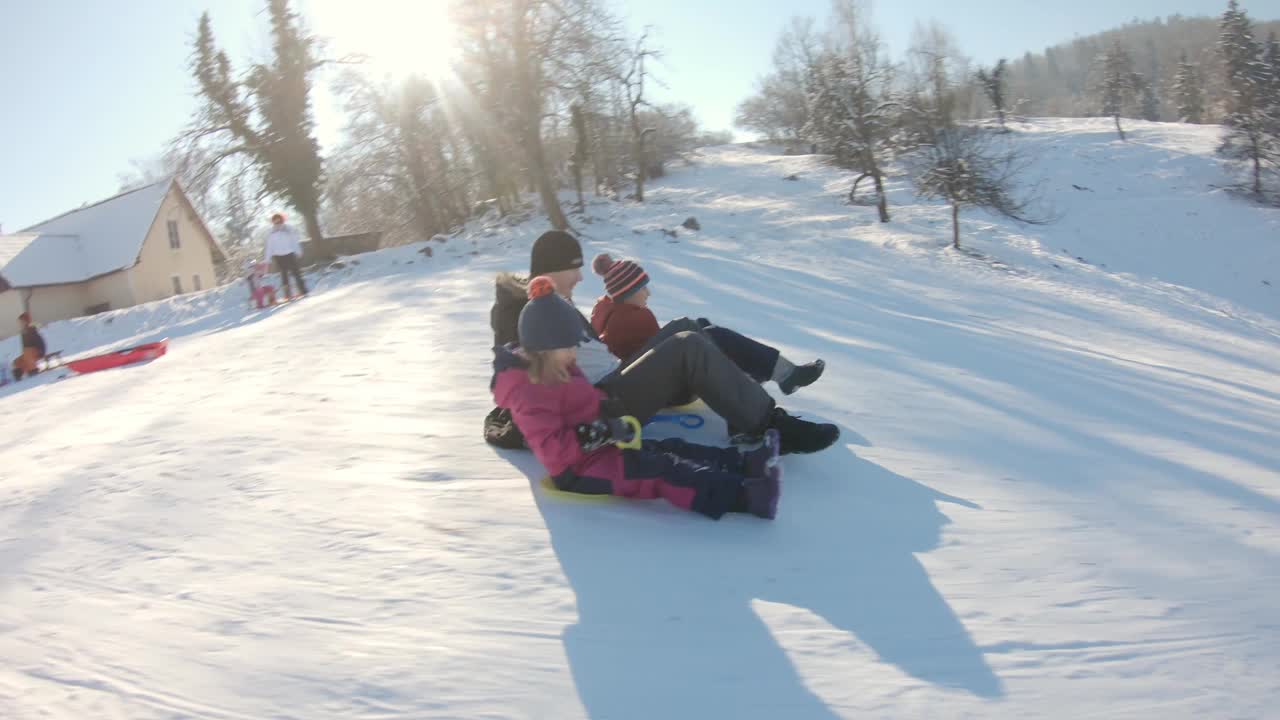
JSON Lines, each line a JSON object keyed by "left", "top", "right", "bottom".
{"left": 590, "top": 296, "right": 660, "bottom": 360}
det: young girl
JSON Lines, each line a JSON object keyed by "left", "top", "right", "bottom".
{"left": 589, "top": 254, "right": 825, "bottom": 395}
{"left": 493, "top": 276, "right": 782, "bottom": 520}
{"left": 244, "top": 260, "right": 278, "bottom": 309}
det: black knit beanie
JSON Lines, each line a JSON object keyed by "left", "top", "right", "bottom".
{"left": 529, "top": 230, "right": 583, "bottom": 276}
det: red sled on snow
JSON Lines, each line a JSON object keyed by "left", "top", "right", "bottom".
{"left": 65, "top": 339, "right": 169, "bottom": 375}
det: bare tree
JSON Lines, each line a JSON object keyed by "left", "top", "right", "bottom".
{"left": 905, "top": 20, "right": 965, "bottom": 137}
{"left": 315, "top": 0, "right": 725, "bottom": 238}
{"left": 327, "top": 70, "right": 482, "bottom": 246}
{"left": 452, "top": 0, "right": 586, "bottom": 230}
{"left": 734, "top": 17, "right": 821, "bottom": 143}
{"left": 221, "top": 171, "right": 260, "bottom": 248}
{"left": 619, "top": 32, "right": 659, "bottom": 202}
{"left": 734, "top": 78, "right": 807, "bottom": 143}
{"left": 802, "top": 0, "right": 897, "bottom": 222}
{"left": 911, "top": 126, "right": 1050, "bottom": 249}
{"left": 117, "top": 145, "right": 219, "bottom": 210}
{"left": 214, "top": 171, "right": 268, "bottom": 281}
{"left": 569, "top": 103, "right": 590, "bottom": 211}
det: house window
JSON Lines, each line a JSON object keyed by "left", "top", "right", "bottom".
{"left": 193, "top": 274, "right": 202, "bottom": 291}
{"left": 171, "top": 275, "right": 183, "bottom": 295}
{"left": 168, "top": 220, "right": 180, "bottom": 249}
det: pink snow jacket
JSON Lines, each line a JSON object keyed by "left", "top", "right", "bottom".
{"left": 492, "top": 345, "right": 623, "bottom": 489}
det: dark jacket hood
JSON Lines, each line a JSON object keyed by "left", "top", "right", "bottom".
{"left": 490, "top": 342, "right": 530, "bottom": 392}
{"left": 491, "top": 273, "right": 529, "bottom": 347}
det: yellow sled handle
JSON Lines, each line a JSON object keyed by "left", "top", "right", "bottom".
{"left": 614, "top": 415, "right": 643, "bottom": 450}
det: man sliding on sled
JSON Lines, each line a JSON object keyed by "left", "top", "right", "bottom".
{"left": 485, "top": 230, "right": 839, "bottom": 456}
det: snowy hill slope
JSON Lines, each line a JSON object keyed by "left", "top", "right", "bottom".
{"left": 1, "top": 119, "right": 1278, "bottom": 719}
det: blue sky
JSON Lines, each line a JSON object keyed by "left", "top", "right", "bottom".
{"left": 1, "top": 0, "right": 1270, "bottom": 231}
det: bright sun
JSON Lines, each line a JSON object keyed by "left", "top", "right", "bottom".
{"left": 312, "top": 0, "right": 459, "bottom": 83}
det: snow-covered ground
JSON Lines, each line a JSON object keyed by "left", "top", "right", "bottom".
{"left": 1, "top": 118, "right": 1278, "bottom": 719}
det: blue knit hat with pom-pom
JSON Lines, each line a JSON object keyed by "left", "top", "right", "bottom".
{"left": 518, "top": 276, "right": 588, "bottom": 352}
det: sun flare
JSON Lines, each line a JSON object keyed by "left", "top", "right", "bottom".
{"left": 313, "top": 0, "right": 458, "bottom": 82}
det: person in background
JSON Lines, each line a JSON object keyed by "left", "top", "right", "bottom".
{"left": 244, "top": 260, "right": 278, "bottom": 309}
{"left": 10, "top": 312, "right": 46, "bottom": 381}
{"left": 264, "top": 213, "right": 308, "bottom": 299}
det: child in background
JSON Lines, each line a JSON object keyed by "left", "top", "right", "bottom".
{"left": 493, "top": 276, "right": 782, "bottom": 520}
{"left": 589, "top": 254, "right": 825, "bottom": 395}
{"left": 245, "top": 261, "right": 278, "bottom": 309}
{"left": 10, "top": 312, "right": 46, "bottom": 381}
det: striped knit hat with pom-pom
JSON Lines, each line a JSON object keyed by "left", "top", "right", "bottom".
{"left": 592, "top": 253, "right": 650, "bottom": 301}
{"left": 518, "top": 275, "right": 589, "bottom": 352}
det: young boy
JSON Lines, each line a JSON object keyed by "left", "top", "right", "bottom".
{"left": 589, "top": 254, "right": 825, "bottom": 395}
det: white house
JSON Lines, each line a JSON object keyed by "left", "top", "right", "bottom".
{"left": 0, "top": 179, "right": 223, "bottom": 327}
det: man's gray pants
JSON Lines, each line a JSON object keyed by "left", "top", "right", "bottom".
{"left": 596, "top": 318, "right": 775, "bottom": 434}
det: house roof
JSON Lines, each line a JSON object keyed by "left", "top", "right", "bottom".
{"left": 0, "top": 233, "right": 42, "bottom": 290}
{"left": 0, "top": 233, "right": 41, "bottom": 271}
{"left": 0, "top": 234, "right": 42, "bottom": 292}
{"left": 0, "top": 179, "right": 228, "bottom": 289}
{"left": 1, "top": 179, "right": 176, "bottom": 288}
{"left": 0, "top": 232, "right": 94, "bottom": 287}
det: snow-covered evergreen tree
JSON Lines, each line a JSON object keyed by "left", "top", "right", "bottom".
{"left": 976, "top": 59, "right": 1009, "bottom": 131}
{"left": 1217, "top": 0, "right": 1279, "bottom": 198}
{"left": 1264, "top": 32, "right": 1280, "bottom": 107}
{"left": 1173, "top": 53, "right": 1205, "bottom": 123}
{"left": 1093, "top": 42, "right": 1141, "bottom": 140}
{"left": 1138, "top": 74, "right": 1161, "bottom": 121}
{"left": 1220, "top": 0, "right": 1265, "bottom": 113}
